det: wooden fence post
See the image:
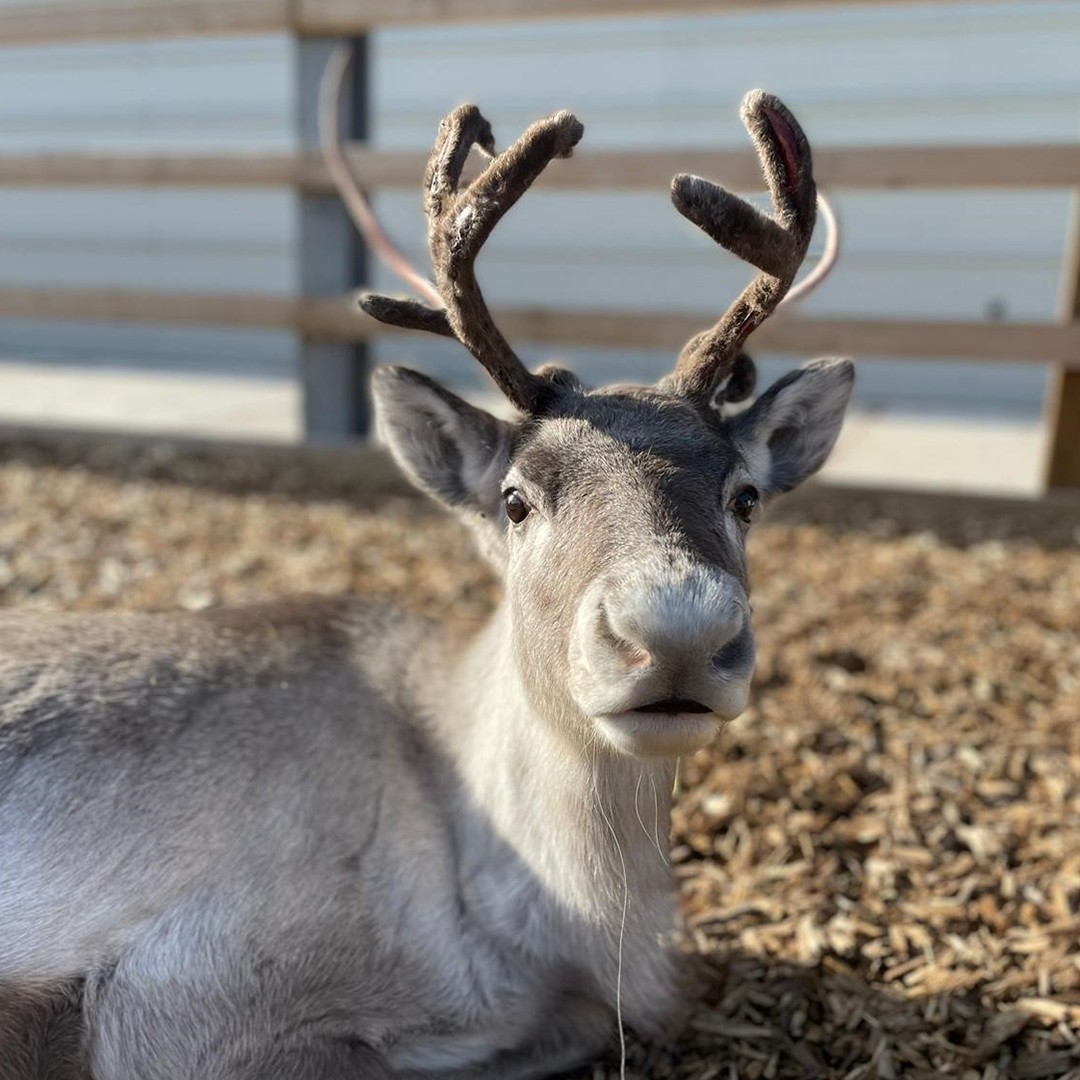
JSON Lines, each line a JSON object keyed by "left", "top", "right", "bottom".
{"left": 1043, "top": 190, "right": 1080, "bottom": 490}
{"left": 296, "top": 36, "right": 370, "bottom": 441}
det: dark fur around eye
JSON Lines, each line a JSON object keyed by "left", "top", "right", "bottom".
{"left": 731, "top": 486, "right": 759, "bottom": 522}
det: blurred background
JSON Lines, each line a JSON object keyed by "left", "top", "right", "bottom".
{"left": 1, "top": 0, "right": 1079, "bottom": 497}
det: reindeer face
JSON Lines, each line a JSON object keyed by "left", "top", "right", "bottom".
{"left": 375, "top": 360, "right": 851, "bottom": 758}
{"left": 503, "top": 389, "right": 755, "bottom": 757}
{"left": 358, "top": 83, "right": 852, "bottom": 757}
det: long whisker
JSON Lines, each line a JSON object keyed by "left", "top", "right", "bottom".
{"left": 636, "top": 769, "right": 668, "bottom": 868}
{"left": 592, "top": 766, "right": 628, "bottom": 1080}
{"left": 633, "top": 771, "right": 651, "bottom": 845}
{"left": 649, "top": 774, "right": 668, "bottom": 865}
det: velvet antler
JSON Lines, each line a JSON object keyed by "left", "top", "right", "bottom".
{"left": 665, "top": 91, "right": 819, "bottom": 401}
{"left": 358, "top": 102, "right": 583, "bottom": 414}
{"left": 322, "top": 49, "right": 833, "bottom": 413}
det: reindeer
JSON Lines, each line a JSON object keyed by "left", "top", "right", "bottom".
{"left": 0, "top": 68, "right": 852, "bottom": 1079}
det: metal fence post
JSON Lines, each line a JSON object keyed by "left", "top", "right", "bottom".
{"left": 296, "top": 35, "right": 370, "bottom": 441}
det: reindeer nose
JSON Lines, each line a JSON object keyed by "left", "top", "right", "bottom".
{"left": 601, "top": 568, "right": 748, "bottom": 678}
{"left": 568, "top": 559, "right": 756, "bottom": 730}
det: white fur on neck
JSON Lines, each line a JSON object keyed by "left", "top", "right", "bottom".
{"left": 419, "top": 604, "right": 683, "bottom": 1037}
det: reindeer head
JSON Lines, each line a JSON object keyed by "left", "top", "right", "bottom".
{"left": 356, "top": 91, "right": 853, "bottom": 759}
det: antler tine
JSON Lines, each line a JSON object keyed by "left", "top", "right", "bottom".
{"left": 667, "top": 91, "right": 817, "bottom": 400}
{"left": 360, "top": 103, "right": 584, "bottom": 414}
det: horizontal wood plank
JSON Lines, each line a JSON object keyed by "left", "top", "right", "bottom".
{"left": 297, "top": 0, "right": 953, "bottom": 32}
{"left": 487, "top": 310, "right": 1080, "bottom": 363}
{"left": 0, "top": 153, "right": 311, "bottom": 189}
{"left": 0, "top": 1, "right": 288, "bottom": 44}
{"left": 0, "top": 287, "right": 305, "bottom": 332}
{"left": 0, "top": 0, "right": 971, "bottom": 45}
{"left": 2, "top": 144, "right": 1077, "bottom": 191}
{"left": 813, "top": 144, "right": 1080, "bottom": 191}
{"left": 1, "top": 287, "right": 1077, "bottom": 365}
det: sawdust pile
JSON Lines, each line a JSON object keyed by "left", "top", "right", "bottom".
{"left": 1, "top": 441, "right": 1077, "bottom": 1080}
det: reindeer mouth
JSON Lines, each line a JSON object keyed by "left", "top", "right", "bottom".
{"left": 597, "top": 707, "right": 723, "bottom": 758}
{"left": 633, "top": 699, "right": 712, "bottom": 715}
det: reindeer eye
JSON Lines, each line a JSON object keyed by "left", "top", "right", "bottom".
{"left": 731, "top": 486, "right": 759, "bottom": 523}
{"left": 503, "top": 489, "right": 531, "bottom": 525}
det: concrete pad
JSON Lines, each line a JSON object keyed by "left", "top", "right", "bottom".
{"left": 0, "top": 360, "right": 300, "bottom": 444}
{"left": 822, "top": 412, "right": 1047, "bottom": 498}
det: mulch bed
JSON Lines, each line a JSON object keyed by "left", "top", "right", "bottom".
{"left": 1, "top": 438, "right": 1077, "bottom": 1080}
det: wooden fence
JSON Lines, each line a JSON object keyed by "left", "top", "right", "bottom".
{"left": 1, "top": 0, "right": 1079, "bottom": 489}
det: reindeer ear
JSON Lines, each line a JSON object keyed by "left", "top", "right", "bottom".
{"left": 372, "top": 367, "right": 513, "bottom": 522}
{"left": 730, "top": 358, "right": 853, "bottom": 494}
{"left": 711, "top": 351, "right": 757, "bottom": 411}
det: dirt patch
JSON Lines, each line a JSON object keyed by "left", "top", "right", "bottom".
{"left": 1, "top": 440, "right": 1078, "bottom": 1079}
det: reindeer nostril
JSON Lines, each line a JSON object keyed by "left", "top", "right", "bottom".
{"left": 615, "top": 639, "right": 652, "bottom": 670}
{"left": 712, "top": 628, "right": 754, "bottom": 674}
{"left": 598, "top": 601, "right": 652, "bottom": 670}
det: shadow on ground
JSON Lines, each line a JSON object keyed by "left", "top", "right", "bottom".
{"left": 575, "top": 946, "right": 1078, "bottom": 1080}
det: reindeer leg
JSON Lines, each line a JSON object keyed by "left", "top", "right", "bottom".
{"left": 81, "top": 908, "right": 398, "bottom": 1080}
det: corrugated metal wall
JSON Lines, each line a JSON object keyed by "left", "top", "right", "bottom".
{"left": 0, "top": 25, "right": 298, "bottom": 378}
{"left": 0, "top": 0, "right": 1077, "bottom": 431}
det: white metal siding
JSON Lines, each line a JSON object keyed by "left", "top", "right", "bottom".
{"left": 0, "top": 30, "right": 298, "bottom": 376}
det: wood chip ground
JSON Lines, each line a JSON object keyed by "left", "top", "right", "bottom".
{"left": 1, "top": 440, "right": 1077, "bottom": 1080}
